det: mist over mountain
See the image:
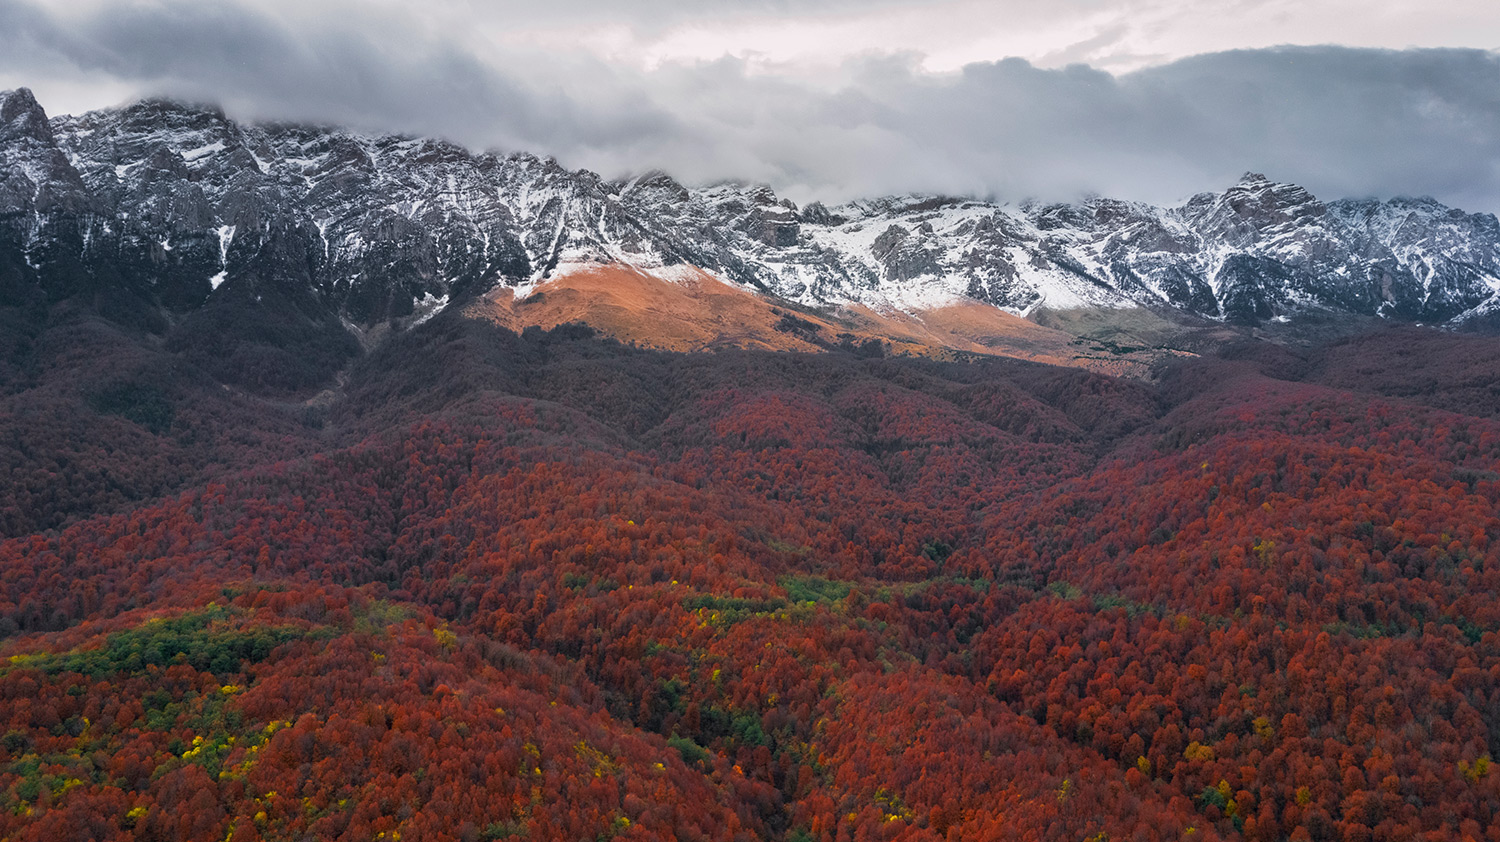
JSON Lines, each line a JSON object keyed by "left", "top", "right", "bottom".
{"left": 4, "top": 0, "right": 1500, "bottom": 212}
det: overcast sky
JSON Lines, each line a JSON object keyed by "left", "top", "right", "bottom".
{"left": 2, "top": 0, "right": 1499, "bottom": 211}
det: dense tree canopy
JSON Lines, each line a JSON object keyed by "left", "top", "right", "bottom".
{"left": 2, "top": 311, "right": 1498, "bottom": 841}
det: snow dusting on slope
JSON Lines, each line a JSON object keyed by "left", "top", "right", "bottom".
{"left": 6, "top": 92, "right": 1499, "bottom": 329}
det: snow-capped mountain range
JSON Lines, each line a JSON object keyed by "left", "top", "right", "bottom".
{"left": 5, "top": 86, "right": 1500, "bottom": 333}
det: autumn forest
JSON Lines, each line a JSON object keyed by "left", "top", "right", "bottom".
{"left": 2, "top": 302, "right": 1500, "bottom": 842}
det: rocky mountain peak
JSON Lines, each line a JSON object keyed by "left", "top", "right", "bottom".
{"left": 0, "top": 88, "right": 53, "bottom": 145}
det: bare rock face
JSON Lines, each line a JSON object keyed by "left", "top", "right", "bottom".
{"left": 3, "top": 89, "right": 1500, "bottom": 349}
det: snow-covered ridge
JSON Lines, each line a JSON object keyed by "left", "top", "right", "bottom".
{"left": 3, "top": 88, "right": 1500, "bottom": 328}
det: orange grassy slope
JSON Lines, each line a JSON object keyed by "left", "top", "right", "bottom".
{"left": 463, "top": 263, "right": 1188, "bottom": 375}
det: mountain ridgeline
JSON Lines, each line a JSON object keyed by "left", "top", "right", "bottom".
{"left": 4, "top": 87, "right": 1500, "bottom": 390}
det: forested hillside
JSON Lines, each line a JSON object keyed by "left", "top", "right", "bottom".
{"left": 2, "top": 308, "right": 1498, "bottom": 842}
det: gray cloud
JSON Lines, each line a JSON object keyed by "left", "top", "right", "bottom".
{"left": 2, "top": 0, "right": 1500, "bottom": 212}
{"left": 0, "top": 0, "right": 683, "bottom": 153}
{"left": 1124, "top": 48, "right": 1500, "bottom": 209}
